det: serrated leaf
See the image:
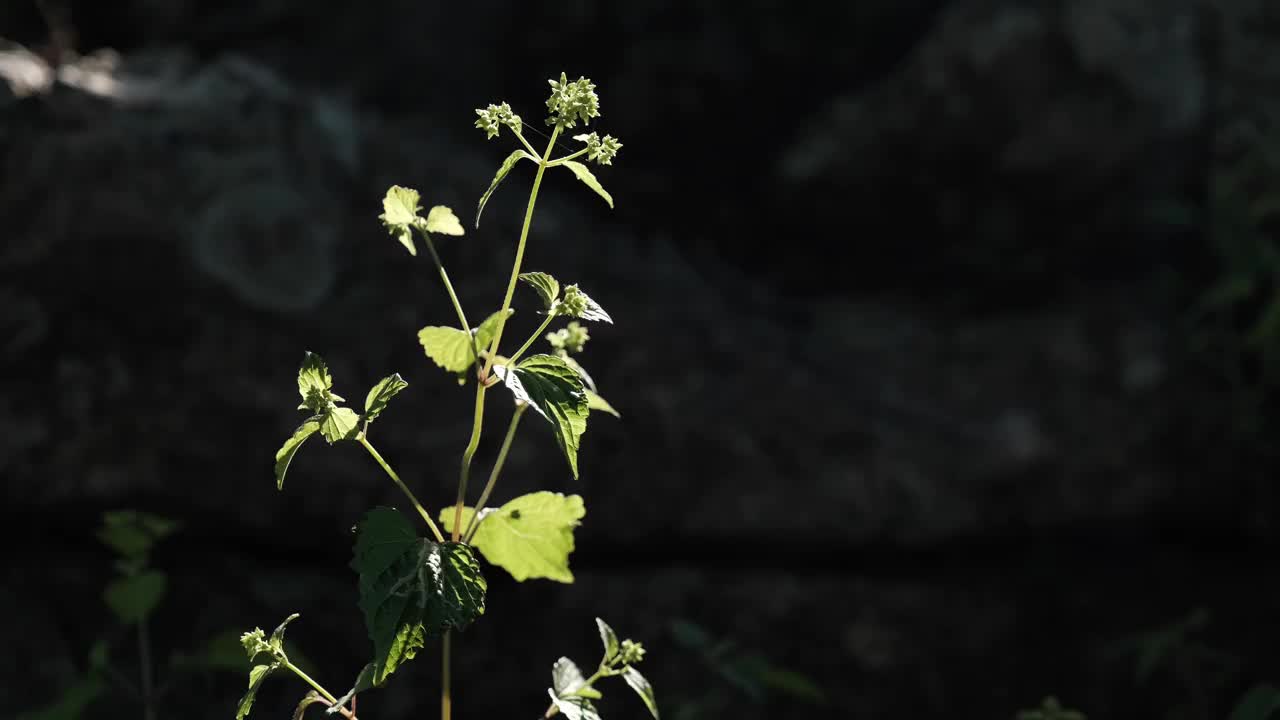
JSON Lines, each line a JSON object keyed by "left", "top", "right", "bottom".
{"left": 494, "top": 355, "right": 589, "bottom": 479}
{"left": 560, "top": 161, "right": 614, "bottom": 208}
{"left": 352, "top": 508, "right": 487, "bottom": 685}
{"left": 380, "top": 186, "right": 423, "bottom": 255}
{"left": 419, "top": 310, "right": 514, "bottom": 375}
{"left": 597, "top": 618, "right": 620, "bottom": 661}
{"left": 1231, "top": 684, "right": 1280, "bottom": 720}
{"left": 439, "top": 492, "right": 585, "bottom": 582}
{"left": 585, "top": 389, "right": 619, "bottom": 418}
{"left": 477, "top": 150, "right": 536, "bottom": 228}
{"left": 623, "top": 666, "right": 660, "bottom": 720}
{"left": 548, "top": 690, "right": 602, "bottom": 720}
{"left": 520, "top": 272, "right": 561, "bottom": 309}
{"left": 424, "top": 205, "right": 465, "bottom": 236}
{"left": 319, "top": 407, "right": 361, "bottom": 444}
{"left": 275, "top": 417, "right": 321, "bottom": 490}
{"left": 237, "top": 663, "right": 278, "bottom": 720}
{"left": 297, "top": 352, "right": 336, "bottom": 413}
{"left": 418, "top": 326, "right": 476, "bottom": 373}
{"left": 364, "top": 374, "right": 408, "bottom": 424}
{"left": 559, "top": 286, "right": 613, "bottom": 324}
{"left": 104, "top": 570, "right": 166, "bottom": 625}
{"left": 269, "top": 613, "right": 300, "bottom": 653}
{"left": 552, "top": 657, "right": 588, "bottom": 696}
{"left": 562, "top": 355, "right": 596, "bottom": 392}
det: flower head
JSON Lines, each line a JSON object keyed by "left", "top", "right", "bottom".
{"left": 546, "top": 73, "right": 600, "bottom": 129}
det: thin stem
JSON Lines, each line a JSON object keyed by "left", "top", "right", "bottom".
{"left": 452, "top": 383, "right": 487, "bottom": 541}
{"left": 138, "top": 617, "right": 155, "bottom": 720}
{"left": 463, "top": 404, "right": 528, "bottom": 542}
{"left": 442, "top": 631, "right": 453, "bottom": 720}
{"left": 422, "top": 232, "right": 473, "bottom": 343}
{"left": 512, "top": 130, "right": 542, "bottom": 159}
{"left": 506, "top": 314, "right": 557, "bottom": 368}
{"left": 359, "top": 435, "right": 446, "bottom": 543}
{"left": 283, "top": 662, "right": 359, "bottom": 720}
{"left": 478, "top": 125, "right": 562, "bottom": 382}
{"left": 546, "top": 148, "right": 589, "bottom": 167}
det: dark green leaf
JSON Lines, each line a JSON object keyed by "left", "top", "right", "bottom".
{"left": 1231, "top": 684, "right": 1280, "bottom": 720}
{"left": 560, "top": 161, "right": 614, "bottom": 208}
{"left": 597, "top": 618, "right": 620, "bottom": 661}
{"left": 753, "top": 665, "right": 826, "bottom": 704}
{"left": 104, "top": 570, "right": 166, "bottom": 625}
{"left": 520, "top": 272, "right": 561, "bottom": 309}
{"left": 275, "top": 418, "right": 321, "bottom": 490}
{"left": 15, "top": 676, "right": 105, "bottom": 720}
{"left": 352, "top": 508, "right": 487, "bottom": 685}
{"left": 494, "top": 354, "right": 589, "bottom": 479}
{"left": 236, "top": 663, "right": 278, "bottom": 720}
{"left": 477, "top": 150, "right": 536, "bottom": 228}
{"left": 623, "top": 666, "right": 660, "bottom": 720}
{"left": 97, "top": 511, "right": 177, "bottom": 560}
{"left": 319, "top": 407, "right": 361, "bottom": 444}
{"left": 269, "top": 613, "right": 300, "bottom": 654}
{"left": 364, "top": 374, "right": 408, "bottom": 424}
{"left": 439, "top": 492, "right": 585, "bottom": 582}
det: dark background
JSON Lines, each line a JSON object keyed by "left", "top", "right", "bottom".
{"left": 3, "top": 1, "right": 1280, "bottom": 718}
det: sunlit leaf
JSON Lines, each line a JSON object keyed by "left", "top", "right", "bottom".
{"left": 494, "top": 355, "right": 588, "bottom": 479}
{"left": 364, "top": 374, "right": 408, "bottom": 424}
{"left": 477, "top": 150, "right": 536, "bottom": 228}
{"left": 439, "top": 492, "right": 585, "bottom": 582}
{"left": 560, "top": 161, "right": 613, "bottom": 208}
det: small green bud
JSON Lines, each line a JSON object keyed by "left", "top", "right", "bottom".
{"left": 559, "top": 285, "right": 589, "bottom": 317}
{"left": 619, "top": 639, "right": 646, "bottom": 665}
{"left": 546, "top": 73, "right": 600, "bottom": 129}
{"left": 475, "top": 102, "right": 523, "bottom": 139}
{"left": 240, "top": 628, "right": 268, "bottom": 660}
{"left": 573, "top": 132, "right": 623, "bottom": 165}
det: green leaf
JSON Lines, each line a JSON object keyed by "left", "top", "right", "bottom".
{"left": 268, "top": 613, "right": 300, "bottom": 653}
{"left": 423, "top": 205, "right": 465, "bottom": 236}
{"left": 520, "top": 272, "right": 561, "bottom": 309}
{"left": 548, "top": 690, "right": 602, "bottom": 720}
{"left": 585, "top": 389, "right": 620, "bottom": 418}
{"left": 560, "top": 161, "right": 614, "bottom": 208}
{"left": 352, "top": 508, "right": 487, "bottom": 685}
{"left": 1231, "top": 684, "right": 1280, "bottom": 720}
{"left": 379, "top": 185, "right": 423, "bottom": 255}
{"left": 104, "top": 570, "right": 167, "bottom": 625}
{"left": 753, "top": 665, "right": 826, "bottom": 704}
{"left": 623, "top": 666, "right": 660, "bottom": 720}
{"left": 319, "top": 407, "right": 361, "bottom": 444}
{"left": 494, "top": 354, "right": 589, "bottom": 479}
{"left": 97, "top": 511, "right": 177, "bottom": 561}
{"left": 552, "top": 657, "right": 588, "bottom": 696}
{"left": 296, "top": 352, "right": 340, "bottom": 413}
{"left": 418, "top": 326, "right": 476, "bottom": 373}
{"left": 275, "top": 417, "right": 321, "bottom": 490}
{"left": 419, "top": 310, "right": 514, "bottom": 375}
{"left": 477, "top": 150, "right": 536, "bottom": 228}
{"left": 16, "top": 676, "right": 106, "bottom": 720}
{"left": 597, "top": 618, "right": 620, "bottom": 661}
{"left": 236, "top": 663, "right": 279, "bottom": 720}
{"left": 330, "top": 664, "right": 375, "bottom": 717}
{"left": 291, "top": 691, "right": 326, "bottom": 720}
{"left": 438, "top": 492, "right": 585, "bottom": 582}
{"left": 364, "top": 374, "right": 408, "bottom": 424}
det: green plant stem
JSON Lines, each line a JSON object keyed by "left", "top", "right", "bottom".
{"left": 138, "top": 617, "right": 155, "bottom": 720}
{"left": 452, "top": 383, "right": 487, "bottom": 541}
{"left": 442, "top": 631, "right": 453, "bottom": 720}
{"left": 547, "top": 148, "right": 589, "bottom": 166}
{"left": 505, "top": 314, "right": 557, "bottom": 368}
{"left": 513, "top": 130, "right": 542, "bottom": 159}
{"left": 283, "top": 661, "right": 358, "bottom": 720}
{"left": 421, "top": 233, "right": 474, "bottom": 351}
{"left": 477, "top": 125, "right": 561, "bottom": 383}
{"left": 463, "top": 404, "right": 528, "bottom": 542}
{"left": 358, "top": 436, "right": 445, "bottom": 543}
